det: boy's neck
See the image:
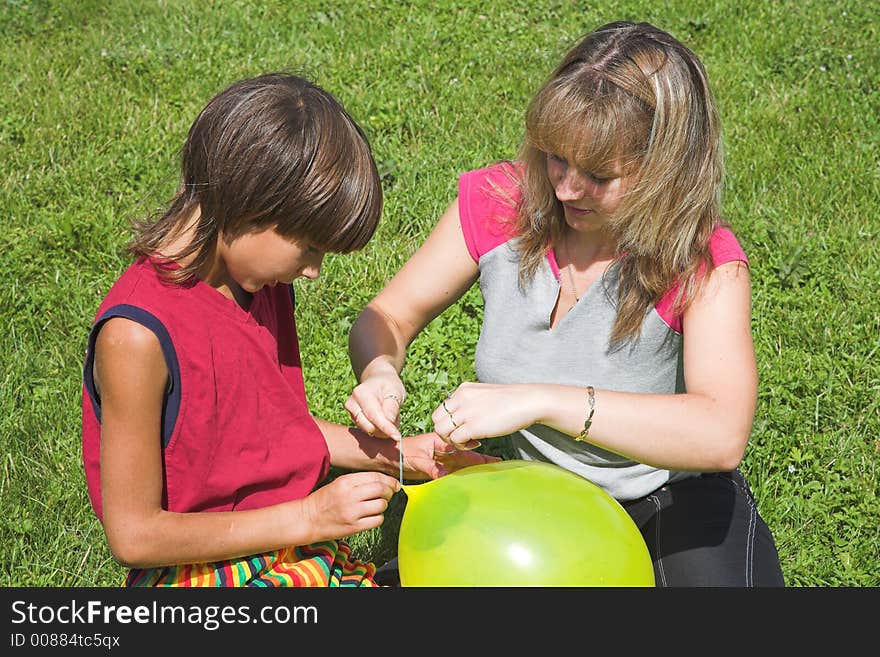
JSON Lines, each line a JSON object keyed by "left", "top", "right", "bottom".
{"left": 158, "top": 206, "right": 254, "bottom": 310}
{"left": 218, "top": 279, "right": 253, "bottom": 310}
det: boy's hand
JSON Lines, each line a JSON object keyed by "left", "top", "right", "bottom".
{"left": 402, "top": 433, "right": 501, "bottom": 480}
{"left": 305, "top": 471, "right": 400, "bottom": 541}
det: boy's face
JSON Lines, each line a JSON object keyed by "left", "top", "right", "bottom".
{"left": 219, "top": 226, "right": 325, "bottom": 294}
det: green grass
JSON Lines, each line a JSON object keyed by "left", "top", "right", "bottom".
{"left": 1, "top": 0, "right": 877, "bottom": 587}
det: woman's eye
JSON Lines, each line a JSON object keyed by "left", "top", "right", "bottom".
{"left": 548, "top": 152, "right": 566, "bottom": 164}
{"left": 586, "top": 172, "right": 611, "bottom": 184}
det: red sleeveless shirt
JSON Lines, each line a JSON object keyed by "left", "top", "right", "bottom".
{"left": 81, "top": 257, "right": 330, "bottom": 521}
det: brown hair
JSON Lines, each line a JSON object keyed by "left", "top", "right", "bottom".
{"left": 129, "top": 73, "right": 382, "bottom": 283}
{"left": 514, "top": 21, "right": 724, "bottom": 344}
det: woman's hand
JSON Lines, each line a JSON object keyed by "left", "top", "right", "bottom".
{"left": 345, "top": 372, "right": 407, "bottom": 440}
{"left": 431, "top": 382, "right": 542, "bottom": 450}
{"left": 402, "top": 432, "right": 501, "bottom": 480}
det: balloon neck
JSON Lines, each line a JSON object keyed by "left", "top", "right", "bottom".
{"left": 401, "top": 482, "right": 430, "bottom": 500}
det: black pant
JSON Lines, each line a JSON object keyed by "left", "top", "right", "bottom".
{"left": 622, "top": 469, "right": 785, "bottom": 587}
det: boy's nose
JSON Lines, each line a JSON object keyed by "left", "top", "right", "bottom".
{"left": 301, "top": 254, "right": 324, "bottom": 280}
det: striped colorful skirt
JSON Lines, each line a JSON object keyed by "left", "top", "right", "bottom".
{"left": 124, "top": 540, "right": 378, "bottom": 587}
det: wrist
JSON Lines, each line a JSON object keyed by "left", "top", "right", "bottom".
{"left": 573, "top": 386, "right": 595, "bottom": 442}
{"left": 285, "top": 496, "right": 319, "bottom": 547}
{"left": 532, "top": 383, "right": 559, "bottom": 426}
{"left": 360, "top": 358, "right": 401, "bottom": 383}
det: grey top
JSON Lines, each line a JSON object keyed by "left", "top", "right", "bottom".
{"left": 473, "top": 239, "right": 692, "bottom": 501}
{"left": 459, "top": 163, "right": 745, "bottom": 501}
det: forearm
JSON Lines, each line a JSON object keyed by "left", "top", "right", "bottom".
{"left": 349, "top": 303, "right": 409, "bottom": 382}
{"left": 103, "top": 498, "right": 316, "bottom": 569}
{"left": 534, "top": 384, "right": 754, "bottom": 472}
{"left": 316, "top": 417, "right": 401, "bottom": 476}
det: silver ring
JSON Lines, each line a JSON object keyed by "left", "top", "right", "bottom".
{"left": 383, "top": 393, "right": 402, "bottom": 404}
{"left": 442, "top": 399, "right": 452, "bottom": 414}
{"left": 448, "top": 412, "right": 458, "bottom": 428}
{"left": 354, "top": 409, "right": 364, "bottom": 422}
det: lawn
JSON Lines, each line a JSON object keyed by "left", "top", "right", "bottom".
{"left": 1, "top": 0, "right": 877, "bottom": 587}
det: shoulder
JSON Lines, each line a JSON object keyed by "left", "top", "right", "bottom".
{"left": 457, "top": 161, "right": 522, "bottom": 261}
{"left": 458, "top": 161, "right": 522, "bottom": 194}
{"left": 708, "top": 225, "right": 748, "bottom": 268}
{"left": 95, "top": 316, "right": 164, "bottom": 362}
{"left": 92, "top": 315, "right": 168, "bottom": 401}
{"left": 97, "top": 257, "right": 172, "bottom": 310}
{"left": 656, "top": 225, "right": 749, "bottom": 333}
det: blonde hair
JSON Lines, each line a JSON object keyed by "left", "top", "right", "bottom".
{"left": 514, "top": 21, "right": 724, "bottom": 344}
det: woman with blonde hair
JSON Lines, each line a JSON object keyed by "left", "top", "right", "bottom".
{"left": 347, "top": 21, "right": 785, "bottom": 586}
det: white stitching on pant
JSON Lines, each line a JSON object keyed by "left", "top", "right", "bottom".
{"left": 648, "top": 494, "right": 666, "bottom": 587}
{"left": 718, "top": 474, "right": 757, "bottom": 587}
{"left": 746, "top": 495, "right": 756, "bottom": 586}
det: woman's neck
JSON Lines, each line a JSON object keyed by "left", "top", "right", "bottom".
{"left": 561, "top": 227, "right": 617, "bottom": 272}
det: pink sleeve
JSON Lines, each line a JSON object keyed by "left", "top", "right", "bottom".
{"left": 458, "top": 162, "right": 521, "bottom": 262}
{"left": 655, "top": 226, "right": 749, "bottom": 333}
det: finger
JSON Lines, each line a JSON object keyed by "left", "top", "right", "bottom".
{"left": 346, "top": 395, "right": 377, "bottom": 433}
{"left": 380, "top": 394, "right": 404, "bottom": 437}
{"left": 432, "top": 444, "right": 458, "bottom": 458}
{"left": 344, "top": 470, "right": 399, "bottom": 491}
{"left": 349, "top": 397, "right": 389, "bottom": 437}
{"left": 382, "top": 392, "right": 404, "bottom": 408}
{"left": 352, "top": 513, "right": 386, "bottom": 533}
{"left": 355, "top": 496, "right": 391, "bottom": 519}
{"left": 374, "top": 402, "right": 402, "bottom": 440}
{"left": 355, "top": 396, "right": 401, "bottom": 440}
{"left": 352, "top": 407, "right": 379, "bottom": 435}
{"left": 430, "top": 409, "right": 452, "bottom": 441}
{"left": 431, "top": 401, "right": 463, "bottom": 440}
{"left": 448, "top": 425, "right": 480, "bottom": 451}
{"left": 357, "top": 472, "right": 402, "bottom": 497}
{"left": 344, "top": 396, "right": 362, "bottom": 422}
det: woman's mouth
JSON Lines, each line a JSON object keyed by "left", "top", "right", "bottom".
{"left": 563, "top": 204, "right": 593, "bottom": 216}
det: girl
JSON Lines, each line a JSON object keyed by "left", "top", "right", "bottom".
{"left": 81, "top": 73, "right": 493, "bottom": 587}
{"left": 347, "top": 23, "right": 785, "bottom": 586}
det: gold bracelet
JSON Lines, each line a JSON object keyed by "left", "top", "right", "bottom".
{"left": 574, "top": 386, "right": 595, "bottom": 442}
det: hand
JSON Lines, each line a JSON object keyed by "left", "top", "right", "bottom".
{"left": 304, "top": 471, "right": 401, "bottom": 541}
{"left": 431, "top": 382, "right": 540, "bottom": 450}
{"left": 345, "top": 372, "right": 406, "bottom": 440}
{"left": 401, "top": 433, "right": 501, "bottom": 480}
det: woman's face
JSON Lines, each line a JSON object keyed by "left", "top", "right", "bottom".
{"left": 545, "top": 152, "right": 629, "bottom": 230}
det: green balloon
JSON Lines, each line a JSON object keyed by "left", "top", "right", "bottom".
{"left": 398, "top": 460, "right": 654, "bottom": 586}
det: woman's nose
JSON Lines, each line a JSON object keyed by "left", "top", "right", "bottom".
{"left": 555, "top": 169, "right": 587, "bottom": 202}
